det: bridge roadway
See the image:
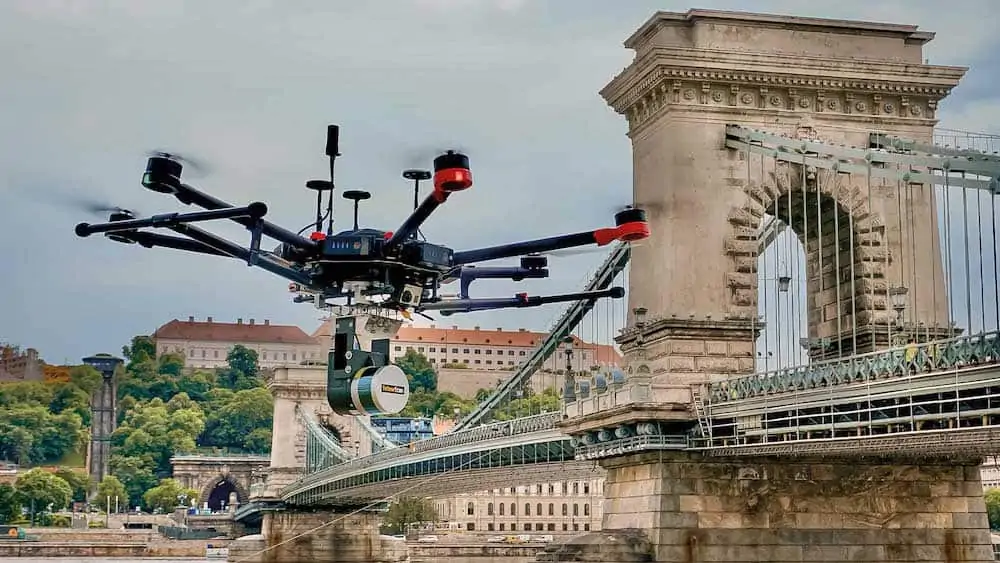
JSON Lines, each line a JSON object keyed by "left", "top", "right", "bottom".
{"left": 277, "top": 332, "right": 1000, "bottom": 505}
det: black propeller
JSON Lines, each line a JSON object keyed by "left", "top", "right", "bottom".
{"left": 145, "top": 149, "right": 212, "bottom": 177}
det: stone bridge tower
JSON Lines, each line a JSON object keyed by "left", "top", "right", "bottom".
{"left": 265, "top": 365, "right": 374, "bottom": 494}
{"left": 603, "top": 9, "right": 963, "bottom": 396}
{"left": 555, "top": 10, "right": 993, "bottom": 563}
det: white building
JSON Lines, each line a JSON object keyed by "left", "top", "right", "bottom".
{"left": 153, "top": 316, "right": 323, "bottom": 370}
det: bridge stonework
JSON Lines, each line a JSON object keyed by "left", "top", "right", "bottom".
{"left": 557, "top": 9, "right": 994, "bottom": 563}
{"left": 170, "top": 454, "right": 268, "bottom": 506}
{"left": 266, "top": 366, "right": 374, "bottom": 494}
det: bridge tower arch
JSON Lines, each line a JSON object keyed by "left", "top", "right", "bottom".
{"left": 265, "top": 365, "right": 371, "bottom": 494}
{"left": 200, "top": 473, "right": 250, "bottom": 511}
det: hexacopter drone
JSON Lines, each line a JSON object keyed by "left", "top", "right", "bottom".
{"left": 74, "top": 125, "right": 649, "bottom": 416}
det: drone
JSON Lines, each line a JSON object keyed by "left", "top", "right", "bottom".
{"left": 74, "top": 125, "right": 650, "bottom": 416}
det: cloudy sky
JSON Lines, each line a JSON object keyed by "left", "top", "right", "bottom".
{"left": 2, "top": 0, "right": 998, "bottom": 364}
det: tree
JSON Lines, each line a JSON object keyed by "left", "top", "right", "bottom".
{"left": 95, "top": 476, "right": 129, "bottom": 513}
{"left": 0, "top": 484, "right": 19, "bottom": 523}
{"left": 0, "top": 405, "right": 86, "bottom": 465}
{"left": 986, "top": 488, "right": 1000, "bottom": 529}
{"left": 395, "top": 350, "right": 437, "bottom": 392}
{"left": 111, "top": 396, "right": 205, "bottom": 475}
{"left": 215, "top": 345, "right": 262, "bottom": 391}
{"left": 142, "top": 478, "right": 198, "bottom": 513}
{"left": 53, "top": 468, "right": 93, "bottom": 503}
{"left": 474, "top": 388, "right": 492, "bottom": 403}
{"left": 109, "top": 455, "right": 157, "bottom": 508}
{"left": 122, "top": 335, "right": 156, "bottom": 365}
{"left": 383, "top": 496, "right": 438, "bottom": 535}
{"left": 199, "top": 387, "right": 273, "bottom": 453}
{"left": 13, "top": 468, "right": 73, "bottom": 517}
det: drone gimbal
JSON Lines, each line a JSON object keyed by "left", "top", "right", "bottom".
{"left": 74, "top": 124, "right": 649, "bottom": 415}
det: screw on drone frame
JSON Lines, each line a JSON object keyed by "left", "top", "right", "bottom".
{"left": 343, "top": 190, "right": 371, "bottom": 230}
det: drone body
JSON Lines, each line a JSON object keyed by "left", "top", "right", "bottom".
{"left": 74, "top": 125, "right": 649, "bottom": 416}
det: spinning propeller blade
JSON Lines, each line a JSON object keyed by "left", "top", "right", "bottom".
{"left": 145, "top": 149, "right": 212, "bottom": 177}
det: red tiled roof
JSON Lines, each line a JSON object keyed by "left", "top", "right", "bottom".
{"left": 154, "top": 319, "right": 319, "bottom": 345}
{"left": 311, "top": 321, "right": 622, "bottom": 363}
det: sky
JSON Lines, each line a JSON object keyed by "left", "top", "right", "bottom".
{"left": 1, "top": 0, "right": 999, "bottom": 364}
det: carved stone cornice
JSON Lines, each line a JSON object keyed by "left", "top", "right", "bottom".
{"left": 600, "top": 47, "right": 966, "bottom": 135}
{"left": 269, "top": 381, "right": 327, "bottom": 402}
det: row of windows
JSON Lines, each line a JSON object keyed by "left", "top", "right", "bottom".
{"left": 471, "top": 502, "right": 590, "bottom": 517}
{"left": 178, "top": 347, "right": 318, "bottom": 362}
{"left": 491, "top": 483, "right": 593, "bottom": 496}
{"left": 429, "top": 358, "right": 520, "bottom": 366}
{"left": 483, "top": 522, "right": 590, "bottom": 532}
{"left": 397, "top": 346, "right": 529, "bottom": 357}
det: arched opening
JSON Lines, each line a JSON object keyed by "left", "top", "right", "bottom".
{"left": 321, "top": 421, "right": 343, "bottom": 443}
{"left": 206, "top": 477, "right": 240, "bottom": 512}
{"left": 747, "top": 165, "right": 891, "bottom": 371}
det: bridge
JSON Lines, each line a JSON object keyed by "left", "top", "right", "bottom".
{"left": 228, "top": 9, "right": 1000, "bottom": 563}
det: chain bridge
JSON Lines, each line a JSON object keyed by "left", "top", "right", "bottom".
{"left": 231, "top": 10, "right": 1000, "bottom": 563}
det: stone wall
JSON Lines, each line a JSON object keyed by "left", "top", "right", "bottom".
{"left": 246, "top": 510, "right": 407, "bottom": 563}
{"left": 600, "top": 452, "right": 994, "bottom": 562}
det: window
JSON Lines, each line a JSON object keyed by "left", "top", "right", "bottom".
{"left": 475, "top": 360, "right": 481, "bottom": 364}
{"left": 467, "top": 502, "right": 475, "bottom": 516}
{"left": 418, "top": 347, "right": 424, "bottom": 352}
{"left": 283, "top": 353, "right": 287, "bottom": 360}
{"left": 536, "top": 503, "right": 542, "bottom": 516}
{"left": 510, "top": 503, "right": 516, "bottom": 516}
{"left": 499, "top": 523, "right": 505, "bottom": 531}
{"left": 292, "top": 353, "right": 297, "bottom": 361}
{"left": 524, "top": 503, "right": 530, "bottom": 516}
{"left": 451, "top": 348, "right": 458, "bottom": 353}
{"left": 487, "top": 523, "right": 495, "bottom": 531}
{"left": 519, "top": 351, "right": 526, "bottom": 356}
{"left": 395, "top": 346, "right": 402, "bottom": 351}
{"left": 407, "top": 346, "right": 414, "bottom": 352}
{"left": 536, "top": 484, "right": 542, "bottom": 494}
{"left": 201, "top": 350, "right": 206, "bottom": 358}
{"left": 430, "top": 347, "right": 436, "bottom": 352}
{"left": 561, "top": 483, "right": 568, "bottom": 494}
{"left": 584, "top": 524, "right": 590, "bottom": 531}
{"left": 523, "top": 523, "right": 531, "bottom": 531}
{"left": 474, "top": 349, "right": 481, "bottom": 354}
{"left": 584, "top": 504, "right": 590, "bottom": 516}
{"left": 548, "top": 484, "right": 555, "bottom": 494}
{"left": 561, "top": 504, "right": 568, "bottom": 516}
{"left": 547, "top": 523, "right": 555, "bottom": 531}
{"left": 573, "top": 504, "right": 579, "bottom": 517}
{"left": 583, "top": 483, "right": 590, "bottom": 494}
{"left": 486, "top": 360, "right": 492, "bottom": 365}
{"left": 487, "top": 503, "right": 494, "bottom": 515}
{"left": 213, "top": 350, "right": 219, "bottom": 358}
{"left": 463, "top": 348, "right": 470, "bottom": 354}
{"left": 189, "top": 350, "right": 195, "bottom": 358}
{"left": 466, "top": 522, "right": 475, "bottom": 531}
{"left": 463, "top": 359, "right": 469, "bottom": 364}
{"left": 508, "top": 350, "right": 514, "bottom": 355}
{"left": 486, "top": 349, "right": 492, "bottom": 355}
{"left": 572, "top": 482, "right": 579, "bottom": 495}
{"left": 548, "top": 503, "right": 554, "bottom": 516}
{"left": 562, "top": 524, "right": 568, "bottom": 531}
{"left": 535, "top": 523, "right": 543, "bottom": 531}
{"left": 499, "top": 504, "right": 505, "bottom": 516}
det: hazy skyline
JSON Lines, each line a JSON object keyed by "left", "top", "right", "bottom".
{"left": 2, "top": 1, "right": 999, "bottom": 363}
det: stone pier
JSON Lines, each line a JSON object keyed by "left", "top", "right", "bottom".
{"left": 596, "top": 452, "right": 993, "bottom": 562}
{"left": 229, "top": 510, "right": 407, "bottom": 563}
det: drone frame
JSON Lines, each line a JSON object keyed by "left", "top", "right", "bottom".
{"left": 74, "top": 124, "right": 650, "bottom": 317}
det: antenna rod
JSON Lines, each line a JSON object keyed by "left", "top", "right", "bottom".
{"left": 402, "top": 170, "right": 431, "bottom": 240}
{"left": 325, "top": 125, "right": 340, "bottom": 236}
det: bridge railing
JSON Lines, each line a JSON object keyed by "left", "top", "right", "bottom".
{"left": 292, "top": 412, "right": 560, "bottom": 488}
{"left": 708, "top": 330, "right": 1000, "bottom": 403}
{"left": 298, "top": 406, "right": 355, "bottom": 472}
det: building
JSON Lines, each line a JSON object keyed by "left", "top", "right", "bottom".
{"left": 0, "top": 345, "right": 43, "bottom": 383}
{"left": 432, "top": 477, "right": 604, "bottom": 534}
{"left": 152, "top": 317, "right": 322, "bottom": 370}
{"left": 982, "top": 457, "right": 1000, "bottom": 489}
{"left": 311, "top": 322, "right": 623, "bottom": 399}
{"left": 369, "top": 416, "right": 435, "bottom": 445}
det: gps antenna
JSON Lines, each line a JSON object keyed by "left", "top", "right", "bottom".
{"left": 325, "top": 125, "right": 340, "bottom": 236}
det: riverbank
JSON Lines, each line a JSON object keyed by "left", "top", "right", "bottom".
{"left": 0, "top": 529, "right": 230, "bottom": 558}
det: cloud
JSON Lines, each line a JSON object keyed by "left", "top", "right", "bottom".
{"left": 0, "top": 0, "right": 997, "bottom": 363}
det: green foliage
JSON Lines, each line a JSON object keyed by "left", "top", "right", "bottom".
{"left": 217, "top": 345, "right": 262, "bottom": 391}
{"left": 0, "top": 483, "right": 18, "bottom": 524}
{"left": 142, "top": 478, "right": 198, "bottom": 513}
{"left": 491, "top": 387, "right": 560, "bottom": 421}
{"left": 13, "top": 468, "right": 73, "bottom": 513}
{"left": 0, "top": 404, "right": 86, "bottom": 465}
{"left": 95, "top": 476, "right": 129, "bottom": 512}
{"left": 122, "top": 335, "right": 156, "bottom": 364}
{"left": 400, "top": 390, "right": 476, "bottom": 419}
{"left": 53, "top": 468, "right": 93, "bottom": 503}
{"left": 112, "top": 395, "right": 205, "bottom": 476}
{"left": 474, "top": 388, "right": 492, "bottom": 402}
{"left": 395, "top": 350, "right": 437, "bottom": 393}
{"left": 200, "top": 387, "right": 274, "bottom": 453}
{"left": 986, "top": 488, "right": 1000, "bottom": 529}
{"left": 382, "top": 496, "right": 438, "bottom": 535}
{"left": 109, "top": 455, "right": 157, "bottom": 508}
